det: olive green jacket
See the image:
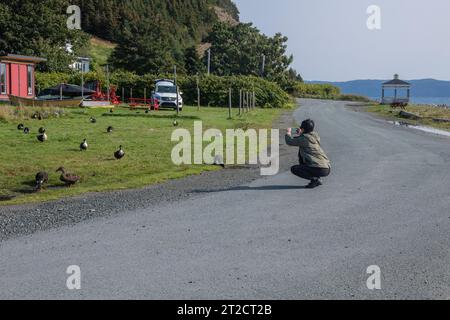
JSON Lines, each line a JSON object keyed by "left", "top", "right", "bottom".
{"left": 285, "top": 132, "right": 331, "bottom": 169}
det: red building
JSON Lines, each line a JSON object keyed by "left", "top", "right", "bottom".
{"left": 0, "top": 54, "right": 46, "bottom": 102}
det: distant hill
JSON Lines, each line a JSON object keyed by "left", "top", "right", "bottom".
{"left": 308, "top": 79, "right": 450, "bottom": 99}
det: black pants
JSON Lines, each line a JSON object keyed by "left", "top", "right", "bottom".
{"left": 291, "top": 165, "right": 331, "bottom": 181}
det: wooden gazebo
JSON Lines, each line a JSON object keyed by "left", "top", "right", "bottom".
{"left": 381, "top": 74, "right": 411, "bottom": 106}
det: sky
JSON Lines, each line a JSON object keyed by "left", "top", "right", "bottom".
{"left": 234, "top": 0, "right": 450, "bottom": 81}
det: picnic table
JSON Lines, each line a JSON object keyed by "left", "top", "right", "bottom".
{"left": 128, "top": 98, "right": 159, "bottom": 110}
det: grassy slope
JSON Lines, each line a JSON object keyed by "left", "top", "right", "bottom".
{"left": 0, "top": 106, "right": 282, "bottom": 205}
{"left": 366, "top": 104, "right": 450, "bottom": 131}
{"left": 89, "top": 37, "right": 116, "bottom": 67}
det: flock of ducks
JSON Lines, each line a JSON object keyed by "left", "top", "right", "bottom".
{"left": 19, "top": 116, "right": 182, "bottom": 192}
{"left": 17, "top": 116, "right": 126, "bottom": 192}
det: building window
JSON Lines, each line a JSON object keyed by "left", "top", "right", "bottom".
{"left": 0, "top": 63, "right": 6, "bottom": 95}
{"left": 27, "top": 65, "right": 33, "bottom": 96}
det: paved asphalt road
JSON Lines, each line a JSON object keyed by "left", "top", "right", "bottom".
{"left": 1, "top": 99, "right": 449, "bottom": 300}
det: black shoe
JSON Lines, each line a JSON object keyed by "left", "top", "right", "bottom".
{"left": 306, "top": 179, "right": 322, "bottom": 189}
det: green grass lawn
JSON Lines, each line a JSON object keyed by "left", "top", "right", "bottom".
{"left": 0, "top": 106, "right": 283, "bottom": 205}
{"left": 366, "top": 104, "right": 450, "bottom": 131}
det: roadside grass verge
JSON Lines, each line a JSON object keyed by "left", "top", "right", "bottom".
{"left": 0, "top": 105, "right": 282, "bottom": 205}
{"left": 366, "top": 104, "right": 450, "bottom": 131}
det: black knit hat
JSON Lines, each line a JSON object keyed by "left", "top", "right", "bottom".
{"left": 301, "top": 119, "right": 315, "bottom": 134}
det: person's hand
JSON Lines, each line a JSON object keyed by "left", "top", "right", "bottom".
{"left": 286, "top": 128, "right": 292, "bottom": 135}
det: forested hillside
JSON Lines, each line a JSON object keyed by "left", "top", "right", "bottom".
{"left": 0, "top": 0, "right": 301, "bottom": 86}
{"left": 74, "top": 0, "right": 239, "bottom": 50}
{"left": 0, "top": 0, "right": 240, "bottom": 73}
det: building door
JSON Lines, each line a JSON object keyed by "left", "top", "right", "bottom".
{"left": 10, "top": 64, "right": 20, "bottom": 96}
{"left": 19, "top": 64, "right": 28, "bottom": 97}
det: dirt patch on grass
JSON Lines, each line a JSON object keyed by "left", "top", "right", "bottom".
{"left": 90, "top": 36, "right": 117, "bottom": 49}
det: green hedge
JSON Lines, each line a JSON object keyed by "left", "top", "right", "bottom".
{"left": 35, "top": 71, "right": 107, "bottom": 93}
{"left": 36, "top": 71, "right": 290, "bottom": 108}
{"left": 338, "top": 94, "right": 372, "bottom": 102}
{"left": 291, "top": 83, "right": 371, "bottom": 102}
{"left": 179, "top": 75, "right": 290, "bottom": 108}
{"left": 292, "top": 83, "right": 341, "bottom": 99}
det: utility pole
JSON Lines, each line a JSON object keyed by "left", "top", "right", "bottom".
{"left": 228, "top": 88, "right": 232, "bottom": 119}
{"left": 261, "top": 54, "right": 266, "bottom": 77}
{"left": 81, "top": 69, "right": 84, "bottom": 102}
{"left": 207, "top": 48, "right": 211, "bottom": 76}
{"left": 174, "top": 65, "right": 179, "bottom": 116}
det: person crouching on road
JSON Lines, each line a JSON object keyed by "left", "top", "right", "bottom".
{"left": 286, "top": 119, "right": 331, "bottom": 189}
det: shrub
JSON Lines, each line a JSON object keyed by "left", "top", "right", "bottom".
{"left": 35, "top": 72, "right": 71, "bottom": 93}
{"left": 338, "top": 94, "right": 372, "bottom": 102}
{"left": 292, "top": 83, "right": 341, "bottom": 99}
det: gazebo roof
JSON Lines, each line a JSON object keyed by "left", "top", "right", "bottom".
{"left": 383, "top": 74, "right": 410, "bottom": 86}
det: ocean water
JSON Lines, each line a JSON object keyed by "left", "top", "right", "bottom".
{"left": 371, "top": 97, "right": 450, "bottom": 106}
{"left": 410, "top": 97, "right": 450, "bottom": 105}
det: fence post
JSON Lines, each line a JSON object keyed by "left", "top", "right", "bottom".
{"left": 239, "top": 89, "right": 242, "bottom": 115}
{"left": 253, "top": 91, "right": 256, "bottom": 109}
{"left": 247, "top": 92, "right": 250, "bottom": 112}
{"left": 228, "top": 88, "right": 232, "bottom": 119}
{"left": 245, "top": 91, "right": 248, "bottom": 113}
{"left": 197, "top": 75, "right": 200, "bottom": 111}
{"left": 122, "top": 87, "right": 125, "bottom": 104}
